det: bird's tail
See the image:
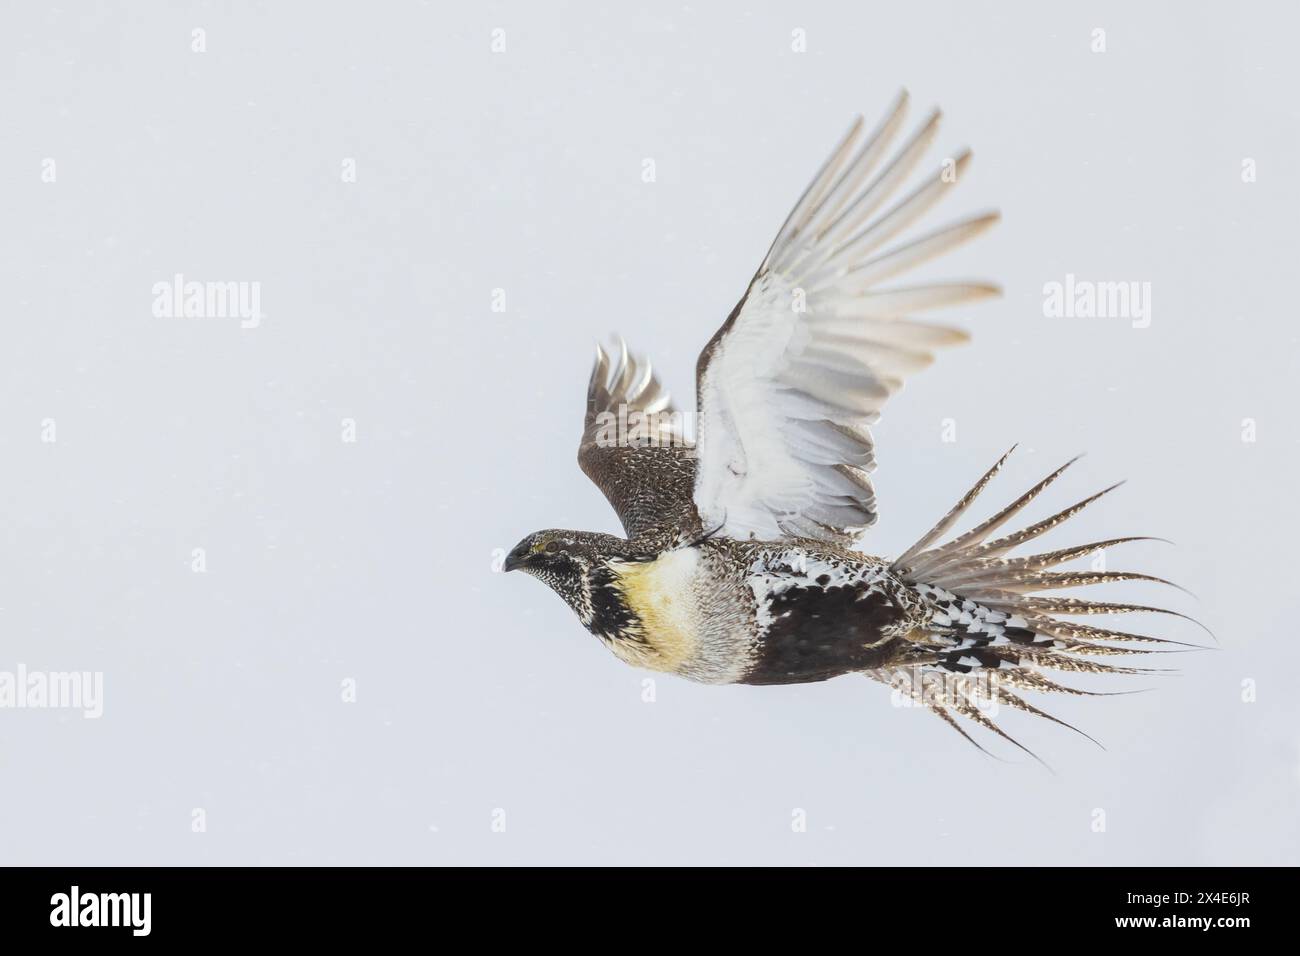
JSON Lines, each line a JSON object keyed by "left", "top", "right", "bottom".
{"left": 873, "top": 447, "right": 1204, "bottom": 764}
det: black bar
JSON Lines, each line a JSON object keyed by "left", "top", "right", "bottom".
{"left": 0, "top": 867, "right": 1277, "bottom": 942}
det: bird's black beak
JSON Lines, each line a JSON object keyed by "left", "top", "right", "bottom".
{"left": 503, "top": 545, "right": 527, "bottom": 573}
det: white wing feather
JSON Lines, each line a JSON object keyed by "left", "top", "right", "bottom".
{"left": 693, "top": 91, "right": 999, "bottom": 543}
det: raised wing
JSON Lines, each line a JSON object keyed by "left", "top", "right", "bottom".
{"left": 578, "top": 340, "right": 698, "bottom": 543}
{"left": 693, "top": 91, "right": 999, "bottom": 544}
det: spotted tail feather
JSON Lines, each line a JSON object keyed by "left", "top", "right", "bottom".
{"left": 874, "top": 448, "right": 1200, "bottom": 762}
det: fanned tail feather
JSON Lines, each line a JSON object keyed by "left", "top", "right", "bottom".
{"left": 874, "top": 447, "right": 1199, "bottom": 761}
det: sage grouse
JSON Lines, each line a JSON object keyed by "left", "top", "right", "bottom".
{"left": 505, "top": 92, "right": 1196, "bottom": 758}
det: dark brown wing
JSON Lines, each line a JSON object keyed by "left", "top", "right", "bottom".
{"left": 578, "top": 340, "right": 699, "bottom": 544}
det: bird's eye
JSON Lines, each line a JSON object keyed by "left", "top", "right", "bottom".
{"left": 543, "top": 540, "right": 560, "bottom": 554}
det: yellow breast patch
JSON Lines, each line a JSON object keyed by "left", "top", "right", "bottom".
{"left": 609, "top": 549, "right": 701, "bottom": 673}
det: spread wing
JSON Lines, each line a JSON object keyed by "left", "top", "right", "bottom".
{"left": 693, "top": 90, "right": 999, "bottom": 544}
{"left": 578, "top": 339, "right": 698, "bottom": 543}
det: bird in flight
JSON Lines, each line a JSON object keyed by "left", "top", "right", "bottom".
{"left": 505, "top": 91, "right": 1194, "bottom": 758}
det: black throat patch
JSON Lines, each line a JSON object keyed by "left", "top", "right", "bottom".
{"left": 586, "top": 565, "right": 641, "bottom": 641}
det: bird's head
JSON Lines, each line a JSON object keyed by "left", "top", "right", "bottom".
{"left": 503, "top": 529, "right": 639, "bottom": 632}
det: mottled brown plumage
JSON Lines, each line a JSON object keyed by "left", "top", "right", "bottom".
{"left": 507, "top": 92, "right": 1196, "bottom": 761}
{"left": 577, "top": 340, "right": 699, "bottom": 549}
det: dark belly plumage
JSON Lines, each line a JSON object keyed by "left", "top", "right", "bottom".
{"left": 740, "top": 581, "right": 904, "bottom": 685}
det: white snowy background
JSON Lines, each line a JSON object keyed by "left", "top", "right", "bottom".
{"left": 1, "top": 1, "right": 1296, "bottom": 864}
